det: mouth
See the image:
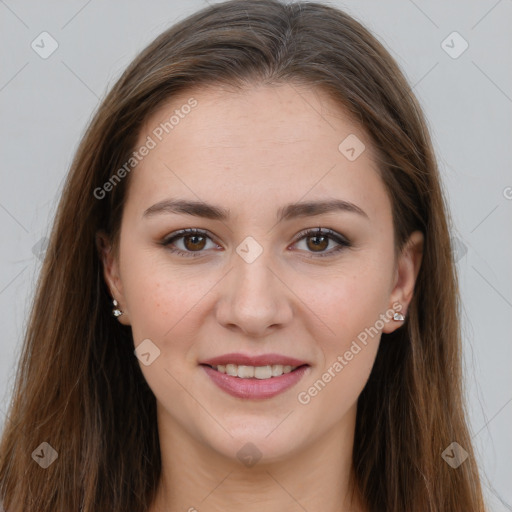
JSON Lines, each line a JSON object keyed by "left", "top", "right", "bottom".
{"left": 199, "top": 363, "right": 310, "bottom": 399}
{"left": 200, "top": 363, "right": 308, "bottom": 379}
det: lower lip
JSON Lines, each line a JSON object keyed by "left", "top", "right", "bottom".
{"left": 201, "top": 364, "right": 310, "bottom": 399}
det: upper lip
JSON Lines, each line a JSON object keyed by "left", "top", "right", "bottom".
{"left": 200, "top": 352, "right": 308, "bottom": 367}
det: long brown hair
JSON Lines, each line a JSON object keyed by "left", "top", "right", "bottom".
{"left": 0, "top": 1, "right": 487, "bottom": 510}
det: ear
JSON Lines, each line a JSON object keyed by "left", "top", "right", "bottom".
{"left": 382, "top": 230, "right": 424, "bottom": 334}
{"left": 96, "top": 230, "right": 131, "bottom": 325}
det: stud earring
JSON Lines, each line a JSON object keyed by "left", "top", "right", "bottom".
{"left": 112, "top": 299, "right": 123, "bottom": 317}
{"left": 393, "top": 311, "right": 405, "bottom": 321}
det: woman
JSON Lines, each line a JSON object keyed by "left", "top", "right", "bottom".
{"left": 0, "top": 0, "right": 488, "bottom": 510}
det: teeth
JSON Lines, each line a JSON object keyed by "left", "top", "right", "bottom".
{"left": 254, "top": 366, "right": 272, "bottom": 379}
{"left": 237, "top": 365, "right": 254, "bottom": 378}
{"left": 225, "top": 364, "right": 237, "bottom": 376}
{"left": 213, "top": 363, "right": 299, "bottom": 379}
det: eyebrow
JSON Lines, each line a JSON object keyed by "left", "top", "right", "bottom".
{"left": 142, "top": 198, "right": 369, "bottom": 222}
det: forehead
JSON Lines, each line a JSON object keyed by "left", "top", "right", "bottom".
{"left": 127, "top": 82, "right": 389, "bottom": 222}
{"left": 138, "top": 82, "right": 373, "bottom": 156}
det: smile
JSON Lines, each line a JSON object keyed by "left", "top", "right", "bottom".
{"left": 207, "top": 363, "right": 300, "bottom": 379}
{"left": 200, "top": 363, "right": 310, "bottom": 399}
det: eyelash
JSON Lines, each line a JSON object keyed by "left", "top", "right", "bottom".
{"left": 160, "top": 227, "right": 351, "bottom": 259}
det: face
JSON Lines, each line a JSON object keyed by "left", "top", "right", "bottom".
{"left": 99, "top": 82, "right": 422, "bottom": 464}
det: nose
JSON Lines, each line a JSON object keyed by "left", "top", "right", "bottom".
{"left": 215, "top": 248, "right": 293, "bottom": 338}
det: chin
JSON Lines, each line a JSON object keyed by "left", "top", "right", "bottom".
{"left": 199, "top": 417, "right": 308, "bottom": 465}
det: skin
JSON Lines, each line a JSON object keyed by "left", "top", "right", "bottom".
{"left": 98, "top": 82, "right": 423, "bottom": 512}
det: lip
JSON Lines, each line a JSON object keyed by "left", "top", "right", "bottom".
{"left": 200, "top": 352, "right": 308, "bottom": 367}
{"left": 201, "top": 364, "right": 310, "bottom": 399}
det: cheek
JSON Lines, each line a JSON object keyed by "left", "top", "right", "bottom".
{"left": 119, "top": 251, "right": 210, "bottom": 405}
{"left": 294, "top": 266, "right": 388, "bottom": 418}
{"left": 295, "top": 257, "right": 392, "bottom": 402}
{"left": 122, "top": 258, "right": 208, "bottom": 342}
{"left": 299, "top": 259, "right": 392, "bottom": 346}
{"left": 118, "top": 238, "right": 225, "bottom": 369}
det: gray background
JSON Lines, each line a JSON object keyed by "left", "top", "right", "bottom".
{"left": 0, "top": 0, "right": 510, "bottom": 510}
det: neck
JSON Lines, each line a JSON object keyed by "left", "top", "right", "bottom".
{"left": 150, "top": 404, "right": 366, "bottom": 512}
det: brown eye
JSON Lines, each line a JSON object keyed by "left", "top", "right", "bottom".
{"left": 305, "top": 233, "right": 329, "bottom": 252}
{"left": 293, "top": 228, "right": 351, "bottom": 258}
{"left": 162, "top": 228, "right": 218, "bottom": 258}
{"left": 182, "top": 233, "right": 207, "bottom": 251}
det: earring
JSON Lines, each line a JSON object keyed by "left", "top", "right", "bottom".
{"left": 112, "top": 299, "right": 123, "bottom": 317}
{"left": 393, "top": 311, "right": 405, "bottom": 321}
